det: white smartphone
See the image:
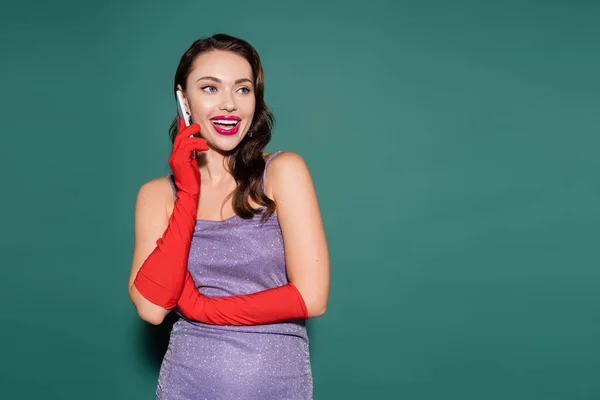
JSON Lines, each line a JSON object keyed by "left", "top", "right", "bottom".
{"left": 175, "top": 90, "right": 191, "bottom": 129}
{"left": 176, "top": 90, "right": 199, "bottom": 158}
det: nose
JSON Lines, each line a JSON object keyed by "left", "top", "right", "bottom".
{"left": 219, "top": 91, "right": 236, "bottom": 112}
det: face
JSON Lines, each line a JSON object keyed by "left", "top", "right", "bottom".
{"left": 179, "top": 50, "right": 256, "bottom": 152}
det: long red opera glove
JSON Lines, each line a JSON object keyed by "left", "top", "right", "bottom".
{"left": 176, "top": 271, "right": 308, "bottom": 326}
{"left": 133, "top": 119, "right": 209, "bottom": 309}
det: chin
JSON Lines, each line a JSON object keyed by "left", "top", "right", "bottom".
{"left": 207, "top": 134, "right": 245, "bottom": 152}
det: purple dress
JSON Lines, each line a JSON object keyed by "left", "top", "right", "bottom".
{"left": 156, "top": 152, "right": 313, "bottom": 400}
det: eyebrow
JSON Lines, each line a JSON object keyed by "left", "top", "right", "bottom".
{"left": 196, "top": 76, "right": 253, "bottom": 85}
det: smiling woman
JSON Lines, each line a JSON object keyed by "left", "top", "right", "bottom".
{"left": 127, "top": 34, "right": 330, "bottom": 400}
{"left": 179, "top": 56, "right": 256, "bottom": 144}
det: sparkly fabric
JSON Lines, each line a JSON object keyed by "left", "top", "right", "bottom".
{"left": 156, "top": 152, "right": 312, "bottom": 400}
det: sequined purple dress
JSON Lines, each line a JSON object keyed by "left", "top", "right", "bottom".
{"left": 156, "top": 152, "right": 312, "bottom": 400}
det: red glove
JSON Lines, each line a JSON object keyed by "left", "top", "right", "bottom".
{"left": 133, "top": 119, "right": 209, "bottom": 309}
{"left": 176, "top": 270, "right": 308, "bottom": 325}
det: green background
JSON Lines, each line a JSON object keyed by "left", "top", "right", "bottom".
{"left": 1, "top": 0, "right": 599, "bottom": 398}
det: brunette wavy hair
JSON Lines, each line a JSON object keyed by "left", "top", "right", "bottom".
{"left": 169, "top": 33, "right": 276, "bottom": 220}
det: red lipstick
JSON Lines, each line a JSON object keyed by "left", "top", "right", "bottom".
{"left": 210, "top": 115, "right": 241, "bottom": 136}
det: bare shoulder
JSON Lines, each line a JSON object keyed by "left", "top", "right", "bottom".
{"left": 266, "top": 151, "right": 309, "bottom": 175}
{"left": 135, "top": 175, "right": 173, "bottom": 217}
{"left": 264, "top": 152, "right": 314, "bottom": 202}
{"left": 137, "top": 175, "right": 172, "bottom": 199}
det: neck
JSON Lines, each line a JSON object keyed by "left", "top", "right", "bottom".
{"left": 196, "top": 148, "right": 234, "bottom": 186}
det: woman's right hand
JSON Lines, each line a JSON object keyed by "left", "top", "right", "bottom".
{"left": 168, "top": 118, "right": 209, "bottom": 196}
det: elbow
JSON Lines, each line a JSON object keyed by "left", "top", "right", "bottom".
{"left": 305, "top": 298, "right": 328, "bottom": 318}
{"left": 307, "top": 305, "right": 327, "bottom": 318}
{"left": 136, "top": 306, "right": 166, "bottom": 325}
{"left": 128, "top": 285, "right": 168, "bottom": 325}
{"left": 293, "top": 284, "right": 328, "bottom": 319}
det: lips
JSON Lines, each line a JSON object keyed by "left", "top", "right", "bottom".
{"left": 210, "top": 115, "right": 241, "bottom": 136}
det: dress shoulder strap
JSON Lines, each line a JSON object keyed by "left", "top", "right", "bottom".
{"left": 263, "top": 151, "right": 284, "bottom": 194}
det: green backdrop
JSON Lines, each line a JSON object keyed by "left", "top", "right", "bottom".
{"left": 1, "top": 0, "right": 599, "bottom": 399}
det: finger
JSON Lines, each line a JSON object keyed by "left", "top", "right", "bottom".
{"left": 192, "top": 137, "right": 209, "bottom": 151}
{"left": 172, "top": 119, "right": 185, "bottom": 148}
{"left": 182, "top": 138, "right": 209, "bottom": 153}
{"left": 177, "top": 118, "right": 186, "bottom": 133}
{"left": 173, "top": 118, "right": 187, "bottom": 145}
{"left": 181, "top": 143, "right": 208, "bottom": 159}
{"left": 175, "top": 122, "right": 201, "bottom": 146}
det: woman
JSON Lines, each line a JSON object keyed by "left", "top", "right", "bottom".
{"left": 127, "top": 33, "right": 330, "bottom": 399}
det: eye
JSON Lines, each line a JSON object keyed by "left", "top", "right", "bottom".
{"left": 237, "top": 87, "right": 251, "bottom": 94}
{"left": 201, "top": 85, "right": 217, "bottom": 93}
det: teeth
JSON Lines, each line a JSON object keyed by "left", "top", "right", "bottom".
{"left": 212, "top": 119, "right": 238, "bottom": 125}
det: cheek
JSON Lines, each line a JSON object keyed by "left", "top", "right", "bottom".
{"left": 244, "top": 97, "right": 256, "bottom": 117}
{"left": 191, "top": 98, "right": 216, "bottom": 117}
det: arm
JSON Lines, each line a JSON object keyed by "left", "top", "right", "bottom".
{"left": 128, "top": 119, "right": 208, "bottom": 325}
{"left": 127, "top": 179, "right": 172, "bottom": 325}
{"left": 270, "top": 152, "right": 330, "bottom": 317}
{"left": 175, "top": 152, "right": 330, "bottom": 324}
